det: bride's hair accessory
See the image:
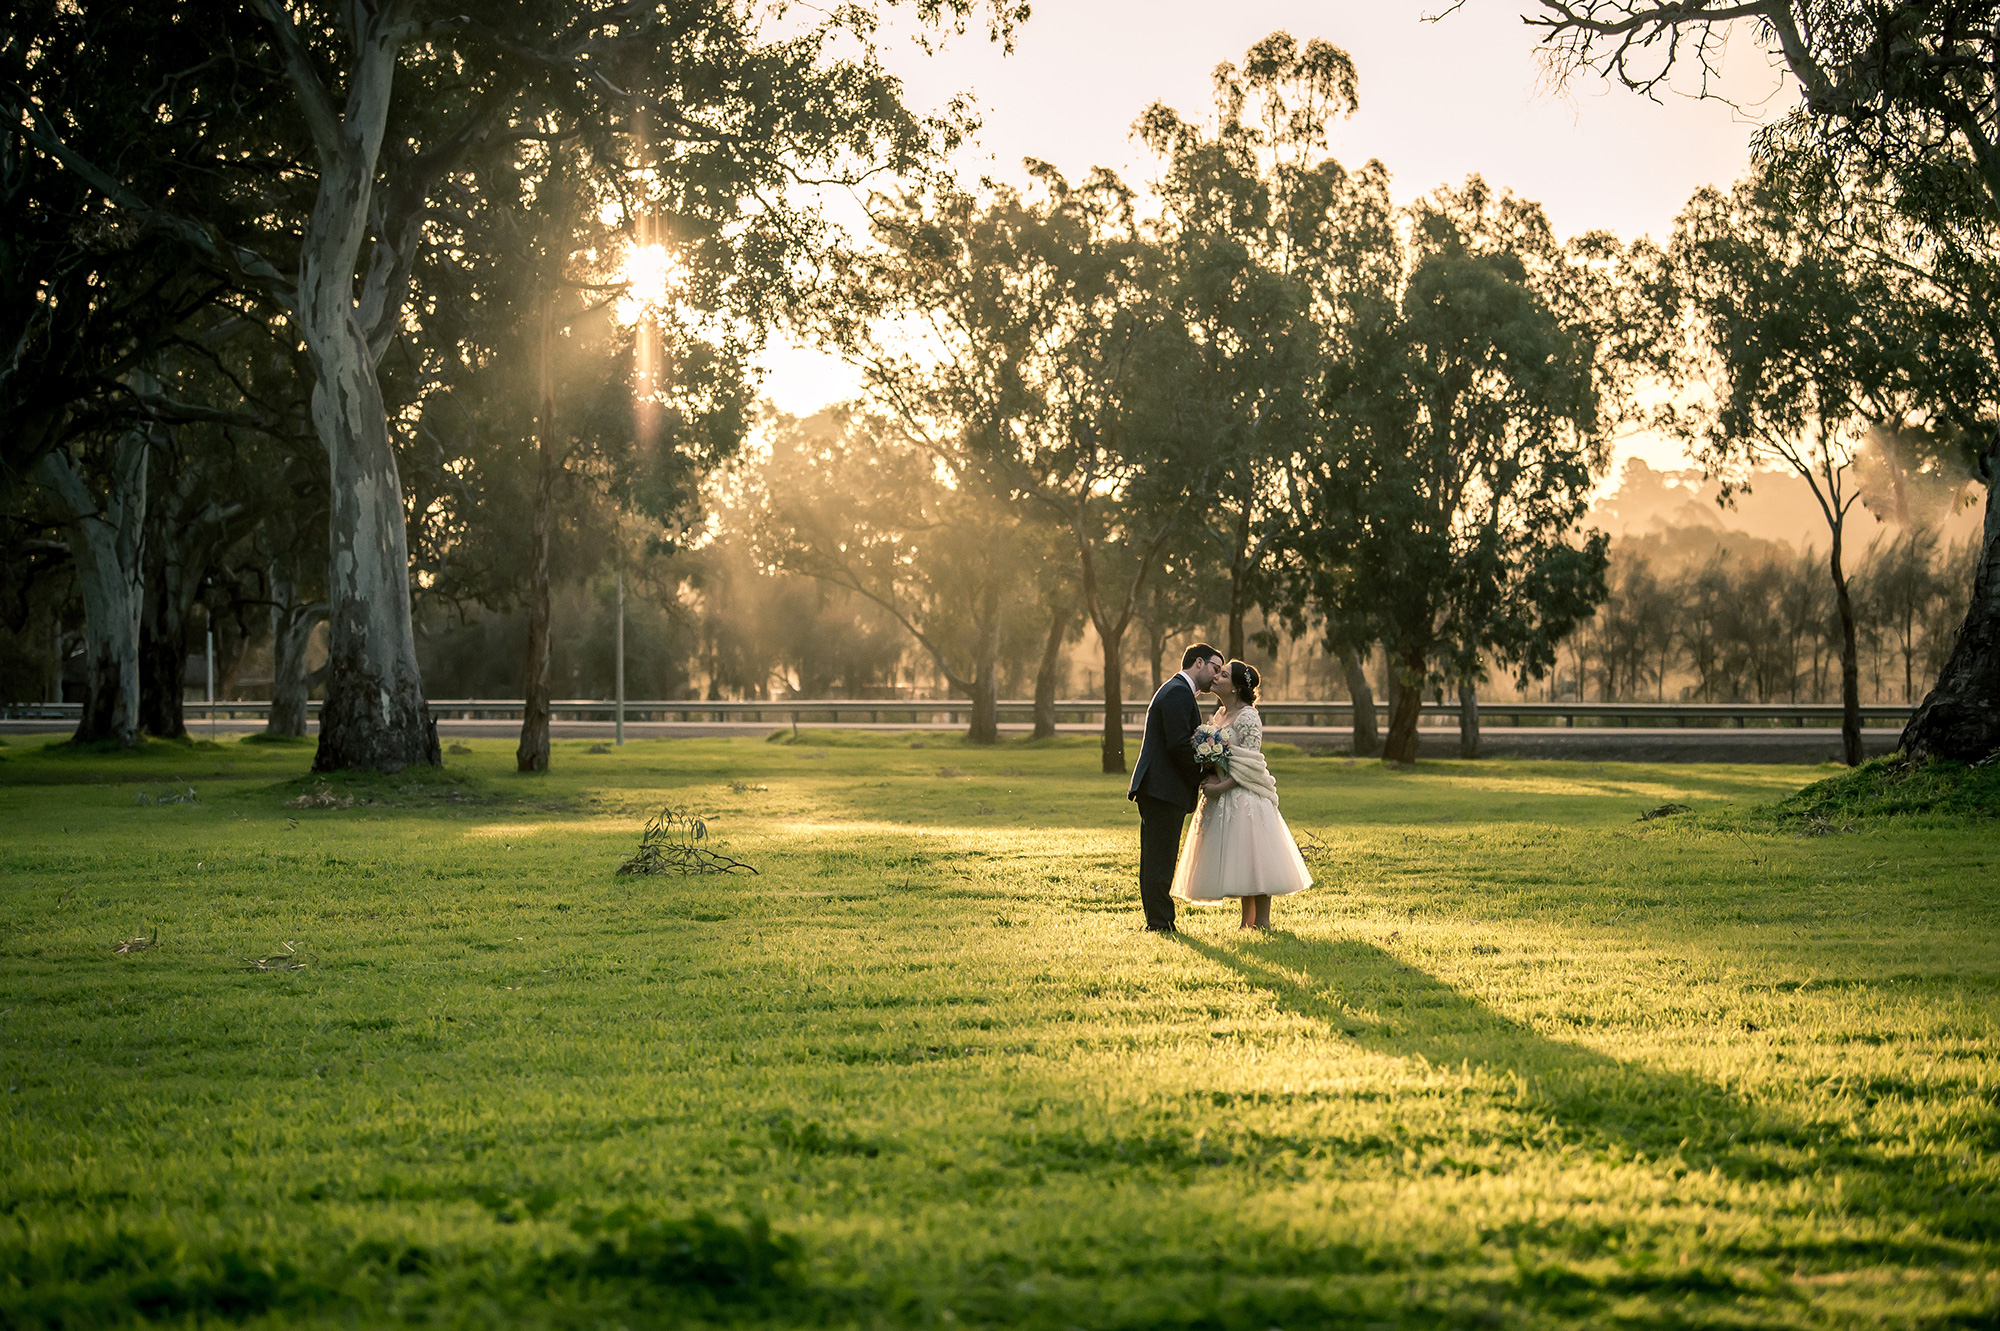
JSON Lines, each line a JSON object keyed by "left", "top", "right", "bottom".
{"left": 1229, "top": 660, "right": 1260, "bottom": 705}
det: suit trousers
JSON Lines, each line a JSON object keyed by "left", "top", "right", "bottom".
{"left": 1135, "top": 794, "right": 1188, "bottom": 931}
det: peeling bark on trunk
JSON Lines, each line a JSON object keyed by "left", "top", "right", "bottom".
{"left": 1338, "top": 645, "right": 1379, "bottom": 758}
{"left": 269, "top": 568, "right": 322, "bottom": 738}
{"left": 277, "top": 14, "right": 436, "bottom": 774}
{"left": 271, "top": 615, "right": 321, "bottom": 737}
{"left": 1830, "top": 527, "right": 1863, "bottom": 768}
{"left": 1032, "top": 602, "right": 1072, "bottom": 740}
{"left": 1458, "top": 680, "right": 1480, "bottom": 759}
{"left": 34, "top": 439, "right": 146, "bottom": 747}
{"left": 1902, "top": 469, "right": 2000, "bottom": 763}
{"left": 1381, "top": 649, "right": 1426, "bottom": 766}
{"left": 309, "top": 349, "right": 439, "bottom": 773}
{"left": 517, "top": 301, "right": 556, "bottom": 774}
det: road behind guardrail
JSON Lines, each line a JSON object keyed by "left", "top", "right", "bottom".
{"left": 2, "top": 697, "right": 1908, "bottom": 764}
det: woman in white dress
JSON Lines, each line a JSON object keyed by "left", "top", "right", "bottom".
{"left": 1170, "top": 660, "right": 1313, "bottom": 929}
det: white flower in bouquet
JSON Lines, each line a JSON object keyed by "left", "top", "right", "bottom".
{"left": 1192, "top": 724, "right": 1231, "bottom": 774}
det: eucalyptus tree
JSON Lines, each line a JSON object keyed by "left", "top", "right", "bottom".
{"left": 0, "top": 9, "right": 236, "bottom": 745}
{"left": 1312, "top": 180, "right": 1614, "bottom": 764}
{"left": 1667, "top": 169, "right": 1926, "bottom": 764}
{"left": 10, "top": 0, "right": 1018, "bottom": 772}
{"left": 825, "top": 166, "right": 1204, "bottom": 773}
{"left": 1519, "top": 0, "right": 2000, "bottom": 762}
{"left": 750, "top": 408, "right": 1032, "bottom": 744}
{"left": 131, "top": 314, "right": 328, "bottom": 740}
{"left": 412, "top": 108, "right": 750, "bottom": 773}
{"left": 1135, "top": 31, "right": 1359, "bottom": 662}
{"left": 30, "top": 423, "right": 151, "bottom": 746}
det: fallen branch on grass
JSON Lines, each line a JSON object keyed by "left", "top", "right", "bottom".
{"left": 1637, "top": 803, "right": 1691, "bottom": 821}
{"left": 616, "top": 805, "right": 758, "bottom": 876}
{"left": 136, "top": 782, "right": 198, "bottom": 806}
{"left": 246, "top": 941, "right": 310, "bottom": 972}
{"left": 113, "top": 928, "right": 158, "bottom": 955}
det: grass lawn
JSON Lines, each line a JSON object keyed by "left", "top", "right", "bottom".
{"left": 0, "top": 730, "right": 1994, "bottom": 1328}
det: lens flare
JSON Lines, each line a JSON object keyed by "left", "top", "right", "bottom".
{"left": 616, "top": 241, "right": 680, "bottom": 324}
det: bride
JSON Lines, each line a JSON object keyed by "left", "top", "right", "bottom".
{"left": 1170, "top": 659, "right": 1313, "bottom": 929}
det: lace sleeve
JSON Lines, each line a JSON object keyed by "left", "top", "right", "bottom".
{"left": 1237, "top": 708, "right": 1263, "bottom": 751}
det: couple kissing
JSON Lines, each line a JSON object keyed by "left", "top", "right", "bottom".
{"left": 1126, "top": 644, "right": 1313, "bottom": 933}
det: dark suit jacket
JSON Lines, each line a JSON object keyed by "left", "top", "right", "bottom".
{"left": 1127, "top": 674, "right": 1203, "bottom": 812}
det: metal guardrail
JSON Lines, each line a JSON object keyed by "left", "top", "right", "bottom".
{"left": 3, "top": 698, "right": 1917, "bottom": 729}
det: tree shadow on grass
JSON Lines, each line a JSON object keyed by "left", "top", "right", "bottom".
{"left": 1179, "top": 932, "right": 1993, "bottom": 1249}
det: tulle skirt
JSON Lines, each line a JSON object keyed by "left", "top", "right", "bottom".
{"left": 1171, "top": 787, "right": 1314, "bottom": 901}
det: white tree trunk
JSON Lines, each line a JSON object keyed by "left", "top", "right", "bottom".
{"left": 34, "top": 435, "right": 147, "bottom": 746}
{"left": 304, "top": 335, "right": 437, "bottom": 770}
{"left": 269, "top": 564, "right": 322, "bottom": 739}
{"left": 278, "top": 15, "right": 437, "bottom": 772}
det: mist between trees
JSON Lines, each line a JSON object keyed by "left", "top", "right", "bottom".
{"left": 5, "top": 17, "right": 1998, "bottom": 774}
{"left": 384, "top": 450, "right": 1981, "bottom": 721}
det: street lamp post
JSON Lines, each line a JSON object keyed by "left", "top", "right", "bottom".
{"left": 615, "top": 569, "right": 626, "bottom": 746}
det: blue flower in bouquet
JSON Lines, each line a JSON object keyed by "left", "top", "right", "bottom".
{"left": 1192, "top": 724, "right": 1231, "bottom": 773}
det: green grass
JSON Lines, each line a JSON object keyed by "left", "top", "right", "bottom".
{"left": 1773, "top": 752, "right": 2000, "bottom": 825}
{"left": 1, "top": 733, "right": 1995, "bottom": 1328}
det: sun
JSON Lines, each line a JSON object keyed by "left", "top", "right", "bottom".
{"left": 615, "top": 241, "right": 681, "bottom": 323}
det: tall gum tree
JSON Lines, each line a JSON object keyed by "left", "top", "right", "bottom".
{"left": 12, "top": 0, "right": 1020, "bottom": 771}
{"left": 1513, "top": 0, "right": 2000, "bottom": 760}
{"left": 750, "top": 408, "right": 1030, "bottom": 744}
{"left": 1314, "top": 180, "right": 1616, "bottom": 765}
{"left": 1137, "top": 32, "right": 1360, "bottom": 662}
{"left": 31, "top": 430, "right": 149, "bottom": 746}
{"left": 1667, "top": 170, "right": 1924, "bottom": 766}
{"left": 822, "top": 169, "right": 1202, "bottom": 772}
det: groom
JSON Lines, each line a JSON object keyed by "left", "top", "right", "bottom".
{"left": 1127, "top": 644, "right": 1226, "bottom": 933}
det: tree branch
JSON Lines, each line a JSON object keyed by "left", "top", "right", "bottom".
{"left": 248, "top": 0, "right": 345, "bottom": 168}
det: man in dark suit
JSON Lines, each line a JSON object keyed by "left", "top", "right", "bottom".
{"left": 1127, "top": 643, "right": 1226, "bottom": 932}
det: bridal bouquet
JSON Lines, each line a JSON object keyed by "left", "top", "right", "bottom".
{"left": 1192, "top": 723, "right": 1231, "bottom": 774}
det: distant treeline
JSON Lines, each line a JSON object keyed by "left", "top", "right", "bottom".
{"left": 381, "top": 513, "right": 1976, "bottom": 714}
{"left": 1566, "top": 524, "right": 1977, "bottom": 708}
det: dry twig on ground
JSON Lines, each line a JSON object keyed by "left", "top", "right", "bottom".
{"left": 245, "top": 942, "right": 311, "bottom": 972}
{"left": 113, "top": 928, "right": 158, "bottom": 955}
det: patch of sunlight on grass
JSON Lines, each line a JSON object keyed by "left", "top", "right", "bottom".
{"left": 0, "top": 738, "right": 1993, "bottom": 1329}
{"left": 463, "top": 822, "right": 579, "bottom": 839}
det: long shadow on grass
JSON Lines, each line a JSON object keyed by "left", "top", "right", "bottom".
{"left": 1180, "top": 933, "right": 1991, "bottom": 1248}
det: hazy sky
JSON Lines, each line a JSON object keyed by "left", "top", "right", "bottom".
{"left": 760, "top": 0, "right": 1795, "bottom": 470}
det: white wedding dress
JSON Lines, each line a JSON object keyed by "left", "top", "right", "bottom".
{"left": 1171, "top": 705, "right": 1314, "bottom": 902}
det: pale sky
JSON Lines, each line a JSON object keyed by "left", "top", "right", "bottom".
{"left": 759, "top": 0, "right": 1795, "bottom": 472}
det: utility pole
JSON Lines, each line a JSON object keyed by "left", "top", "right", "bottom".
{"left": 205, "top": 619, "right": 215, "bottom": 738}
{"left": 615, "top": 568, "right": 626, "bottom": 746}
